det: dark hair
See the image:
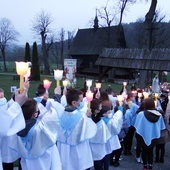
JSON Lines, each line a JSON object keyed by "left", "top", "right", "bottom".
{"left": 0, "top": 88, "right": 4, "bottom": 93}
{"left": 136, "top": 101, "right": 145, "bottom": 114}
{"left": 106, "top": 85, "right": 113, "bottom": 94}
{"left": 126, "top": 92, "right": 134, "bottom": 100}
{"left": 91, "top": 98, "right": 102, "bottom": 113}
{"left": 99, "top": 105, "right": 110, "bottom": 117}
{"left": 100, "top": 91, "right": 109, "bottom": 101}
{"left": 36, "top": 84, "right": 46, "bottom": 96}
{"left": 143, "top": 98, "right": 155, "bottom": 110}
{"left": 21, "top": 98, "right": 37, "bottom": 120}
{"left": 66, "top": 88, "right": 83, "bottom": 106}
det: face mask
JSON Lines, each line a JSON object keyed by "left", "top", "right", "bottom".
{"left": 0, "top": 97, "right": 7, "bottom": 106}
{"left": 76, "top": 101, "right": 84, "bottom": 110}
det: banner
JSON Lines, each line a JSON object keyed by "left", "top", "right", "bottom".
{"left": 64, "top": 59, "right": 77, "bottom": 87}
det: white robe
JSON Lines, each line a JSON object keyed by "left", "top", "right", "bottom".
{"left": 89, "top": 120, "right": 111, "bottom": 160}
{"left": 9, "top": 103, "right": 62, "bottom": 170}
{"left": 0, "top": 102, "right": 25, "bottom": 170}
{"left": 105, "top": 110, "right": 123, "bottom": 153}
{"left": 57, "top": 110, "right": 97, "bottom": 170}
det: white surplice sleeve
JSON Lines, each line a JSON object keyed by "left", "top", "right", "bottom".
{"left": 0, "top": 102, "right": 25, "bottom": 136}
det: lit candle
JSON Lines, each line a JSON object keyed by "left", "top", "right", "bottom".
{"left": 43, "top": 79, "right": 52, "bottom": 93}
{"left": 143, "top": 92, "right": 149, "bottom": 99}
{"left": 96, "top": 82, "right": 101, "bottom": 92}
{"left": 86, "top": 79, "right": 92, "bottom": 91}
{"left": 54, "top": 69, "right": 63, "bottom": 87}
{"left": 15, "top": 61, "right": 29, "bottom": 93}
{"left": 117, "top": 95, "right": 123, "bottom": 102}
{"left": 96, "top": 83, "right": 101, "bottom": 89}
{"left": 155, "top": 93, "right": 159, "bottom": 100}
{"left": 123, "top": 82, "right": 127, "bottom": 87}
{"left": 24, "top": 67, "right": 31, "bottom": 82}
{"left": 138, "top": 93, "right": 142, "bottom": 98}
{"left": 86, "top": 91, "right": 93, "bottom": 109}
{"left": 63, "top": 80, "right": 68, "bottom": 90}
{"left": 117, "top": 95, "right": 123, "bottom": 106}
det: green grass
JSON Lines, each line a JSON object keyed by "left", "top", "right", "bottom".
{"left": 0, "top": 73, "right": 125, "bottom": 100}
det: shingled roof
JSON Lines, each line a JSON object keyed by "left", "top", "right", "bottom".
{"left": 95, "top": 48, "right": 170, "bottom": 71}
{"left": 68, "top": 25, "right": 126, "bottom": 56}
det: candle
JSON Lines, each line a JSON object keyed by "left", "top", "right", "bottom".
{"left": 155, "top": 93, "right": 159, "bottom": 99}
{"left": 54, "top": 69, "right": 63, "bottom": 87}
{"left": 24, "top": 67, "right": 31, "bottom": 82}
{"left": 123, "top": 82, "right": 127, "bottom": 87}
{"left": 117, "top": 95, "right": 124, "bottom": 106}
{"left": 63, "top": 80, "right": 68, "bottom": 90}
{"left": 15, "top": 61, "right": 29, "bottom": 93}
{"left": 117, "top": 95, "right": 123, "bottom": 102}
{"left": 138, "top": 93, "right": 142, "bottom": 98}
{"left": 43, "top": 79, "right": 52, "bottom": 93}
{"left": 86, "top": 91, "right": 93, "bottom": 109}
{"left": 154, "top": 100, "right": 158, "bottom": 108}
{"left": 96, "top": 83, "right": 101, "bottom": 89}
{"left": 86, "top": 79, "right": 92, "bottom": 91}
{"left": 143, "top": 92, "right": 149, "bottom": 99}
{"left": 168, "top": 95, "right": 170, "bottom": 102}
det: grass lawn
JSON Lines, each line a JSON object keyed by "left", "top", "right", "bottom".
{"left": 0, "top": 73, "right": 126, "bottom": 100}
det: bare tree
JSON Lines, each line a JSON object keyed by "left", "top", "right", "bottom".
{"left": 67, "top": 30, "right": 75, "bottom": 50}
{"left": 0, "top": 18, "right": 19, "bottom": 71}
{"left": 97, "top": 0, "right": 116, "bottom": 27}
{"left": 32, "top": 10, "right": 54, "bottom": 74}
{"left": 117, "top": 0, "right": 137, "bottom": 25}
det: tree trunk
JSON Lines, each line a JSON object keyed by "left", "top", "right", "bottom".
{"left": 41, "top": 33, "right": 50, "bottom": 74}
{"left": 138, "top": 0, "right": 157, "bottom": 88}
{"left": 1, "top": 47, "right": 7, "bottom": 72}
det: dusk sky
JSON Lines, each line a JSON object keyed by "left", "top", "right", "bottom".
{"left": 0, "top": 0, "right": 169, "bottom": 45}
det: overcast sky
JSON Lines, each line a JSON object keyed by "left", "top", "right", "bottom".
{"left": 0, "top": 0, "right": 169, "bottom": 45}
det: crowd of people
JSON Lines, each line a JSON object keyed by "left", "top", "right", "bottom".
{"left": 0, "top": 77, "right": 170, "bottom": 170}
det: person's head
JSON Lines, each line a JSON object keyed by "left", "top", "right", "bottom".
{"left": 0, "top": 88, "right": 4, "bottom": 98}
{"left": 91, "top": 98, "right": 102, "bottom": 114}
{"left": 106, "top": 85, "right": 113, "bottom": 95}
{"left": 36, "top": 84, "right": 46, "bottom": 97}
{"left": 131, "top": 84, "right": 137, "bottom": 91}
{"left": 21, "top": 98, "right": 40, "bottom": 120}
{"left": 126, "top": 92, "right": 134, "bottom": 101}
{"left": 99, "top": 105, "right": 111, "bottom": 118}
{"left": 100, "top": 91, "right": 109, "bottom": 101}
{"left": 143, "top": 98, "right": 155, "bottom": 110}
{"left": 136, "top": 101, "right": 145, "bottom": 113}
{"left": 66, "top": 88, "right": 83, "bottom": 108}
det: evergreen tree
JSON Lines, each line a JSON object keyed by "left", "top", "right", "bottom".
{"left": 24, "top": 42, "right": 31, "bottom": 62}
{"left": 31, "top": 42, "right": 40, "bottom": 81}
